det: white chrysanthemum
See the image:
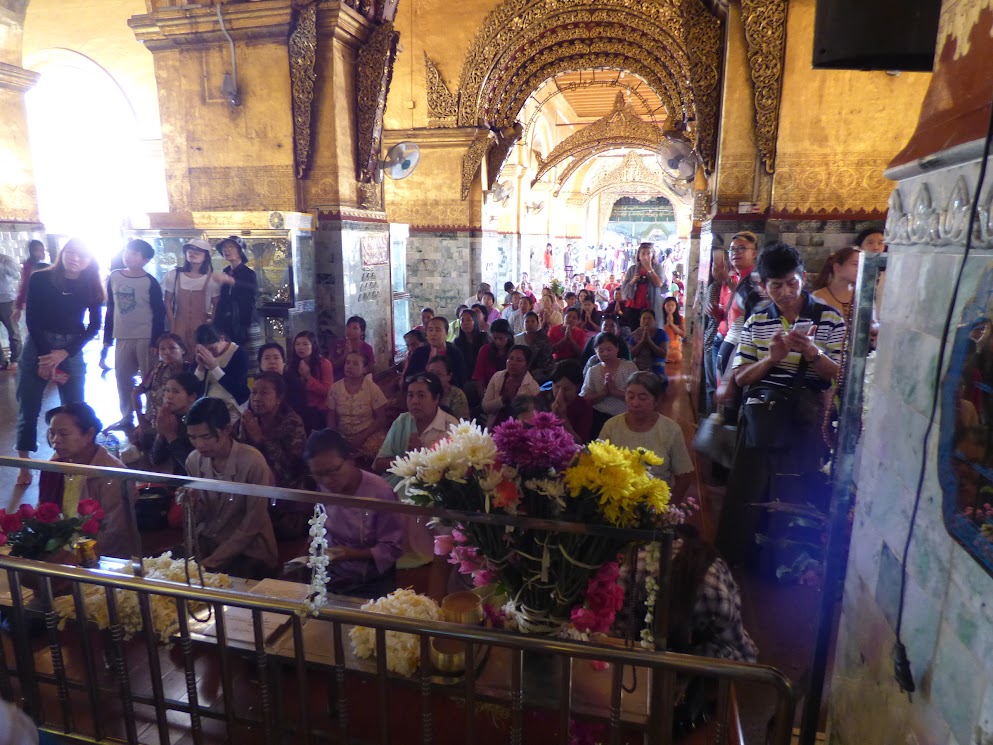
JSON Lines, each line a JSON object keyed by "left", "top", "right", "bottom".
{"left": 349, "top": 589, "right": 442, "bottom": 677}
{"left": 477, "top": 466, "right": 503, "bottom": 493}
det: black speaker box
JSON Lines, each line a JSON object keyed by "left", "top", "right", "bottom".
{"left": 813, "top": 0, "right": 942, "bottom": 72}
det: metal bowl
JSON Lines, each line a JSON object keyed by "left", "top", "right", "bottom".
{"left": 429, "top": 638, "right": 466, "bottom": 674}
{"left": 441, "top": 591, "right": 484, "bottom": 626}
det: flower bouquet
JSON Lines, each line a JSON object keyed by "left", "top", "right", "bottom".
{"left": 390, "top": 414, "right": 671, "bottom": 634}
{"left": 0, "top": 500, "right": 106, "bottom": 595}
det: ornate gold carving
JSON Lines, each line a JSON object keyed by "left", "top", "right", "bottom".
{"left": 582, "top": 151, "right": 693, "bottom": 207}
{"left": 456, "top": 1, "right": 690, "bottom": 126}
{"left": 289, "top": 2, "right": 318, "bottom": 180}
{"left": 461, "top": 130, "right": 492, "bottom": 201}
{"left": 681, "top": 0, "right": 723, "bottom": 173}
{"left": 485, "top": 126, "right": 522, "bottom": 192}
{"left": 188, "top": 165, "right": 297, "bottom": 212}
{"left": 771, "top": 153, "right": 895, "bottom": 215}
{"left": 356, "top": 21, "right": 400, "bottom": 183}
{"left": 424, "top": 53, "right": 458, "bottom": 127}
{"left": 533, "top": 93, "right": 669, "bottom": 186}
{"left": 740, "top": 0, "right": 787, "bottom": 174}
{"left": 357, "top": 181, "right": 384, "bottom": 212}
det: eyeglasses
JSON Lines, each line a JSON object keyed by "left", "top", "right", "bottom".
{"left": 728, "top": 245, "right": 754, "bottom": 254}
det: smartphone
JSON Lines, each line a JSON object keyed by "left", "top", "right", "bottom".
{"left": 792, "top": 320, "right": 814, "bottom": 335}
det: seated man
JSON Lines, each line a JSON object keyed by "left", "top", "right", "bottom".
{"left": 305, "top": 429, "right": 405, "bottom": 598}
{"left": 184, "top": 397, "right": 279, "bottom": 579}
{"left": 193, "top": 324, "right": 249, "bottom": 425}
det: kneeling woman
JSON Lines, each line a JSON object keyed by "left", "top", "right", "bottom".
{"left": 39, "top": 403, "right": 136, "bottom": 559}
{"left": 149, "top": 372, "right": 200, "bottom": 474}
{"left": 305, "top": 430, "right": 405, "bottom": 599}
{"left": 237, "top": 372, "right": 309, "bottom": 539}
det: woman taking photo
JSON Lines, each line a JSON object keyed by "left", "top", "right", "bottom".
{"left": 662, "top": 297, "right": 686, "bottom": 364}
{"left": 163, "top": 238, "right": 220, "bottom": 358}
{"left": 580, "top": 332, "right": 639, "bottom": 437}
{"left": 149, "top": 371, "right": 200, "bottom": 474}
{"left": 16, "top": 240, "right": 104, "bottom": 486}
{"left": 621, "top": 242, "right": 664, "bottom": 330}
{"left": 214, "top": 236, "right": 258, "bottom": 346}
{"left": 481, "top": 345, "right": 540, "bottom": 428}
{"left": 286, "top": 330, "right": 334, "bottom": 432}
{"left": 600, "top": 372, "right": 694, "bottom": 500}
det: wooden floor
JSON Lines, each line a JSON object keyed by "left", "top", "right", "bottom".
{"left": 0, "top": 346, "right": 833, "bottom": 743}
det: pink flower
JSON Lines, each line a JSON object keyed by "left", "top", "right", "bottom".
{"left": 81, "top": 518, "right": 100, "bottom": 536}
{"left": 434, "top": 534, "right": 455, "bottom": 555}
{"left": 0, "top": 532, "right": 6, "bottom": 547}
{"left": 451, "top": 528, "right": 467, "bottom": 543}
{"left": 34, "top": 503, "right": 61, "bottom": 524}
{"left": 590, "top": 660, "right": 608, "bottom": 672}
{"left": 472, "top": 570, "right": 496, "bottom": 587}
{"left": 16, "top": 504, "right": 35, "bottom": 520}
{"left": 570, "top": 607, "right": 599, "bottom": 632}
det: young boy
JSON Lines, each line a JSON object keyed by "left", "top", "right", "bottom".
{"left": 103, "top": 239, "right": 166, "bottom": 429}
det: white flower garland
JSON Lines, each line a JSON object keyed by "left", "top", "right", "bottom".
{"left": 302, "top": 503, "right": 330, "bottom": 617}
{"left": 639, "top": 541, "right": 662, "bottom": 649}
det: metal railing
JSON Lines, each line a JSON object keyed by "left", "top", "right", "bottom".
{"left": 0, "top": 457, "right": 796, "bottom": 744}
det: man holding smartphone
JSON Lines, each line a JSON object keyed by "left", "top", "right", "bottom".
{"left": 715, "top": 242, "right": 846, "bottom": 569}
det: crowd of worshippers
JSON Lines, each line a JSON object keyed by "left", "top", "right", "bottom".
{"left": 8, "top": 238, "right": 693, "bottom": 575}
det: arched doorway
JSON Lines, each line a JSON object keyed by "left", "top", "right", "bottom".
{"left": 24, "top": 49, "right": 166, "bottom": 261}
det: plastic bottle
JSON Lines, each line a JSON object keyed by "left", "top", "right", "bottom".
{"left": 96, "top": 432, "right": 121, "bottom": 460}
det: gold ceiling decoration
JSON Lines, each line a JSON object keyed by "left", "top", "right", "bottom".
{"left": 740, "top": 0, "right": 787, "bottom": 173}
{"left": 288, "top": 2, "right": 318, "bottom": 179}
{"left": 453, "top": 0, "right": 722, "bottom": 158}
{"left": 424, "top": 53, "right": 458, "bottom": 127}
{"left": 461, "top": 130, "right": 493, "bottom": 200}
{"left": 582, "top": 151, "right": 691, "bottom": 206}
{"left": 356, "top": 20, "right": 400, "bottom": 183}
{"left": 532, "top": 92, "right": 668, "bottom": 186}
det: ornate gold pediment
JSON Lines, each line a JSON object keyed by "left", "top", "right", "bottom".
{"left": 582, "top": 151, "right": 692, "bottom": 207}
{"left": 424, "top": 53, "right": 458, "bottom": 127}
{"left": 532, "top": 93, "right": 668, "bottom": 186}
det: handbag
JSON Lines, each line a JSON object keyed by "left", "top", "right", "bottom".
{"left": 693, "top": 413, "right": 737, "bottom": 468}
{"left": 742, "top": 359, "right": 810, "bottom": 451}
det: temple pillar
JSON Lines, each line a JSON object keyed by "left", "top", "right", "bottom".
{"left": 130, "top": 1, "right": 398, "bottom": 360}
{"left": 0, "top": 0, "right": 44, "bottom": 249}
{"left": 383, "top": 127, "right": 485, "bottom": 324}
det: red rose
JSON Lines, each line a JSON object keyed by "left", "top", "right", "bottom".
{"left": 80, "top": 518, "right": 100, "bottom": 536}
{"left": 34, "top": 503, "right": 62, "bottom": 524}
{"left": 16, "top": 504, "right": 34, "bottom": 520}
{"left": 77, "top": 499, "right": 101, "bottom": 517}
{"left": 0, "top": 532, "right": 6, "bottom": 547}
{"left": 0, "top": 513, "right": 22, "bottom": 534}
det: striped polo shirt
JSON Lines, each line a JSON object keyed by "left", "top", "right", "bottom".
{"left": 733, "top": 292, "right": 846, "bottom": 391}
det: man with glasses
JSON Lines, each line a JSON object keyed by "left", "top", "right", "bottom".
{"left": 714, "top": 232, "right": 761, "bottom": 402}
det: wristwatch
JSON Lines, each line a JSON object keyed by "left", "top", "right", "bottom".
{"left": 804, "top": 347, "right": 823, "bottom": 363}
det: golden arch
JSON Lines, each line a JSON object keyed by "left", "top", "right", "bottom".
{"left": 454, "top": 0, "right": 723, "bottom": 170}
